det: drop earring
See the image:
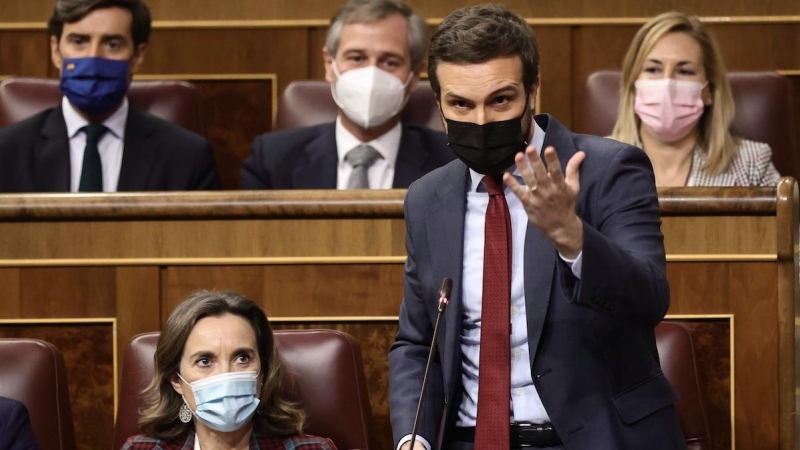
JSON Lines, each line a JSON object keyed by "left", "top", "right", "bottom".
{"left": 179, "top": 402, "right": 192, "bottom": 423}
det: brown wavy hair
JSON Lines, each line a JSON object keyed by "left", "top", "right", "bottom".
{"left": 137, "top": 290, "right": 305, "bottom": 439}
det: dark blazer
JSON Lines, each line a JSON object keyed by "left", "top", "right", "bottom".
{"left": 0, "top": 106, "right": 220, "bottom": 192}
{"left": 0, "top": 397, "right": 39, "bottom": 450}
{"left": 389, "top": 115, "right": 685, "bottom": 450}
{"left": 239, "top": 122, "right": 454, "bottom": 189}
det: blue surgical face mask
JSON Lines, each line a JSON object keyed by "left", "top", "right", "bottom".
{"left": 178, "top": 370, "right": 261, "bottom": 433}
{"left": 60, "top": 57, "right": 130, "bottom": 116}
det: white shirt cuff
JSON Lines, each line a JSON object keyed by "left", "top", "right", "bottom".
{"left": 397, "top": 434, "right": 432, "bottom": 450}
{"left": 559, "top": 250, "right": 583, "bottom": 279}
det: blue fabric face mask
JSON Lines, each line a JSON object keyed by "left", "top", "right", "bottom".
{"left": 179, "top": 370, "right": 261, "bottom": 433}
{"left": 60, "top": 57, "right": 130, "bottom": 116}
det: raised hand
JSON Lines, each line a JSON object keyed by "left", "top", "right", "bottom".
{"left": 503, "top": 145, "right": 585, "bottom": 258}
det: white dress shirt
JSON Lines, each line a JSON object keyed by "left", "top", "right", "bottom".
{"left": 398, "top": 121, "right": 583, "bottom": 450}
{"left": 335, "top": 116, "right": 401, "bottom": 189}
{"left": 457, "top": 120, "right": 582, "bottom": 427}
{"left": 63, "top": 96, "right": 127, "bottom": 192}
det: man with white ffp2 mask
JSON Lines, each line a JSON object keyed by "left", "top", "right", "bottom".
{"left": 240, "top": 0, "right": 454, "bottom": 190}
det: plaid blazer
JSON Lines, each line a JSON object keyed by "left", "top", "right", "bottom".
{"left": 688, "top": 139, "right": 781, "bottom": 186}
{"left": 121, "top": 431, "right": 337, "bottom": 450}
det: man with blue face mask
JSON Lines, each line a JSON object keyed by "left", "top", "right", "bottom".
{"left": 240, "top": 0, "right": 454, "bottom": 190}
{"left": 0, "top": 0, "right": 220, "bottom": 192}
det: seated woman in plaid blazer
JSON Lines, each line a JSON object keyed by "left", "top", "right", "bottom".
{"left": 611, "top": 11, "right": 780, "bottom": 187}
{"left": 121, "top": 291, "right": 336, "bottom": 450}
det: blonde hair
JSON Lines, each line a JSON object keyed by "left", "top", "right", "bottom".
{"left": 138, "top": 291, "right": 305, "bottom": 440}
{"left": 611, "top": 11, "right": 739, "bottom": 174}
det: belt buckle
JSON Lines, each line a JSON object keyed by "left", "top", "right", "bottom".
{"left": 512, "top": 422, "right": 536, "bottom": 447}
{"left": 513, "top": 422, "right": 554, "bottom": 448}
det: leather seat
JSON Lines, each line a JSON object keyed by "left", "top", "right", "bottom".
{"left": 113, "top": 329, "right": 374, "bottom": 450}
{"left": 275, "top": 79, "right": 442, "bottom": 132}
{"left": 576, "top": 70, "right": 799, "bottom": 180}
{"left": 655, "top": 321, "right": 711, "bottom": 450}
{"left": 0, "top": 77, "right": 204, "bottom": 134}
{"left": 0, "top": 338, "right": 76, "bottom": 450}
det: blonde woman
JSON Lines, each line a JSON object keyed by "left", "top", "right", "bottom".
{"left": 612, "top": 11, "right": 779, "bottom": 186}
{"left": 121, "top": 291, "right": 336, "bottom": 450}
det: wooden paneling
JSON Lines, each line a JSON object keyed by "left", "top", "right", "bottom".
{"left": 536, "top": 27, "right": 573, "bottom": 126}
{"left": 0, "top": 269, "right": 21, "bottom": 317}
{"left": 116, "top": 267, "right": 161, "bottom": 362}
{"left": 192, "top": 79, "right": 273, "bottom": 189}
{"left": 0, "top": 323, "right": 115, "bottom": 450}
{"left": 0, "top": 30, "right": 49, "bottom": 77}
{"left": 670, "top": 263, "right": 779, "bottom": 448}
{"left": 140, "top": 29, "right": 309, "bottom": 92}
{"left": 789, "top": 75, "right": 800, "bottom": 172}
{"left": 308, "top": 27, "right": 328, "bottom": 80}
{"left": 683, "top": 320, "right": 732, "bottom": 450}
{"left": 0, "top": 186, "right": 795, "bottom": 449}
{"left": 3, "top": 0, "right": 800, "bottom": 22}
{"left": 711, "top": 24, "right": 800, "bottom": 71}
{"left": 661, "top": 216, "right": 776, "bottom": 255}
{"left": 15, "top": 268, "right": 117, "bottom": 317}
{"left": 162, "top": 265, "right": 405, "bottom": 320}
{"left": 0, "top": 218, "right": 406, "bottom": 260}
{"left": 570, "top": 26, "right": 638, "bottom": 128}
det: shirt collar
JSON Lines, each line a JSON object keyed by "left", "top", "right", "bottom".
{"left": 335, "top": 116, "right": 402, "bottom": 167}
{"left": 62, "top": 96, "right": 129, "bottom": 140}
{"left": 468, "top": 118, "right": 546, "bottom": 192}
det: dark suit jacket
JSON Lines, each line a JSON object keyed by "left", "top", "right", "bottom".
{"left": 0, "top": 106, "right": 220, "bottom": 192}
{"left": 0, "top": 397, "right": 39, "bottom": 450}
{"left": 389, "top": 115, "right": 685, "bottom": 450}
{"left": 239, "top": 122, "right": 454, "bottom": 189}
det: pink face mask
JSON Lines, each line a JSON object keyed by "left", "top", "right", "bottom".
{"left": 634, "top": 78, "right": 706, "bottom": 143}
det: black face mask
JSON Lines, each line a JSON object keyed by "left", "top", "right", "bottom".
{"left": 444, "top": 103, "right": 530, "bottom": 176}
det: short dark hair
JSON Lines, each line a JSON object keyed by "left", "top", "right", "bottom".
{"left": 428, "top": 3, "right": 539, "bottom": 98}
{"left": 48, "top": 0, "right": 152, "bottom": 48}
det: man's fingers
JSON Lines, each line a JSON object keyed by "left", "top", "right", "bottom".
{"left": 526, "top": 146, "right": 550, "bottom": 187}
{"left": 543, "top": 147, "right": 564, "bottom": 185}
{"left": 565, "top": 151, "right": 586, "bottom": 182}
{"left": 515, "top": 147, "right": 537, "bottom": 190}
{"left": 503, "top": 171, "right": 534, "bottom": 200}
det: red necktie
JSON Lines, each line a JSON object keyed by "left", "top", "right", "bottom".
{"left": 475, "top": 175, "right": 511, "bottom": 450}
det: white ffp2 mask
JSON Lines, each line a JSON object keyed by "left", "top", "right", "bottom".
{"left": 331, "top": 61, "right": 412, "bottom": 129}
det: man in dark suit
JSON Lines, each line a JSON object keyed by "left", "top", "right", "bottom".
{"left": 389, "top": 5, "right": 685, "bottom": 450}
{"left": 0, "top": 397, "right": 39, "bottom": 449}
{"left": 0, "top": 0, "right": 219, "bottom": 192}
{"left": 240, "top": 0, "right": 453, "bottom": 190}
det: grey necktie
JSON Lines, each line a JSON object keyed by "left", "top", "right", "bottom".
{"left": 344, "top": 144, "right": 382, "bottom": 189}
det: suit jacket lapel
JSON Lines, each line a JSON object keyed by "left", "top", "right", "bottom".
{"left": 393, "top": 125, "right": 428, "bottom": 188}
{"left": 424, "top": 161, "right": 469, "bottom": 393}
{"left": 118, "top": 108, "right": 157, "bottom": 191}
{"left": 292, "top": 123, "right": 338, "bottom": 189}
{"left": 525, "top": 114, "right": 578, "bottom": 363}
{"left": 33, "top": 108, "right": 71, "bottom": 191}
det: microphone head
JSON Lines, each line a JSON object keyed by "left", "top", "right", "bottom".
{"left": 438, "top": 278, "right": 453, "bottom": 299}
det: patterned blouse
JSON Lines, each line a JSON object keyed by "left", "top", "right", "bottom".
{"left": 121, "top": 431, "right": 337, "bottom": 450}
{"left": 687, "top": 139, "right": 780, "bottom": 186}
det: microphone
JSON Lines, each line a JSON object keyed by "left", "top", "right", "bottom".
{"left": 409, "top": 278, "right": 453, "bottom": 450}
